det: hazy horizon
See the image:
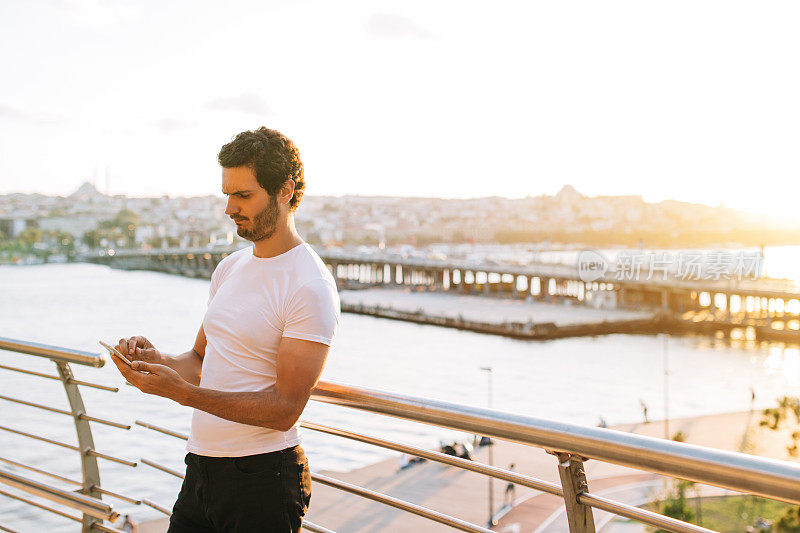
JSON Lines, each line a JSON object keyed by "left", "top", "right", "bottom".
{"left": 1, "top": 1, "right": 798, "bottom": 218}
{"left": 2, "top": 179, "right": 795, "bottom": 221}
{"left": 0, "top": 179, "right": 760, "bottom": 205}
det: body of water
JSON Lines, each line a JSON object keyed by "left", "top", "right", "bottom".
{"left": 1, "top": 263, "right": 799, "bottom": 530}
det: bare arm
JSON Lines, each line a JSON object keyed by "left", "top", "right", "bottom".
{"left": 181, "top": 337, "right": 328, "bottom": 431}
{"left": 165, "top": 326, "right": 205, "bottom": 385}
{"left": 116, "top": 326, "right": 206, "bottom": 386}
{"left": 112, "top": 336, "right": 329, "bottom": 432}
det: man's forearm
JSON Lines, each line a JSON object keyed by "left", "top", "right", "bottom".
{"left": 178, "top": 385, "right": 299, "bottom": 432}
{"left": 163, "top": 350, "right": 203, "bottom": 386}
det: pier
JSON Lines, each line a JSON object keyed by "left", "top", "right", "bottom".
{"left": 341, "top": 301, "right": 663, "bottom": 340}
{"left": 85, "top": 247, "right": 800, "bottom": 343}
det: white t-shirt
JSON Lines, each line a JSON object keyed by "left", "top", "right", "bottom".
{"left": 186, "top": 242, "right": 340, "bottom": 457}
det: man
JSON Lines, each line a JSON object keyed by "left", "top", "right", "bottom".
{"left": 111, "top": 127, "right": 340, "bottom": 532}
{"left": 503, "top": 463, "right": 516, "bottom": 508}
{"left": 119, "top": 515, "right": 136, "bottom": 533}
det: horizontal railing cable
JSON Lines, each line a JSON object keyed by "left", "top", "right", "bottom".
{"left": 302, "top": 521, "right": 337, "bottom": 533}
{"left": 0, "top": 363, "right": 119, "bottom": 392}
{"left": 578, "top": 492, "right": 715, "bottom": 533}
{"left": 0, "top": 364, "right": 119, "bottom": 392}
{"left": 312, "top": 472, "right": 493, "bottom": 533}
{"left": 310, "top": 380, "right": 800, "bottom": 505}
{"left": 0, "top": 427, "right": 136, "bottom": 467}
{"left": 0, "top": 363, "right": 62, "bottom": 381}
{"left": 142, "top": 498, "right": 172, "bottom": 515}
{"left": 68, "top": 379, "right": 119, "bottom": 392}
{"left": 87, "top": 451, "right": 137, "bottom": 467}
{"left": 300, "top": 421, "right": 709, "bottom": 532}
{"left": 0, "top": 487, "right": 81, "bottom": 522}
{"left": 92, "top": 486, "right": 143, "bottom": 505}
{"left": 140, "top": 458, "right": 185, "bottom": 479}
{"left": 79, "top": 414, "right": 131, "bottom": 430}
{"left": 301, "top": 420, "right": 562, "bottom": 496}
{"left": 0, "top": 468, "right": 118, "bottom": 521}
{"left": 0, "top": 424, "right": 79, "bottom": 451}
{"left": 0, "top": 394, "right": 72, "bottom": 416}
{"left": 135, "top": 420, "right": 188, "bottom": 440}
{"left": 0, "top": 394, "right": 130, "bottom": 429}
{"left": 0, "top": 456, "right": 81, "bottom": 486}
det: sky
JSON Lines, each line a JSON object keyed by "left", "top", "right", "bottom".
{"left": 0, "top": 0, "right": 799, "bottom": 217}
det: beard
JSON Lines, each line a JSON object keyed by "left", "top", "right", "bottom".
{"left": 234, "top": 195, "right": 280, "bottom": 242}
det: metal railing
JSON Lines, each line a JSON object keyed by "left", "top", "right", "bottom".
{"left": 0, "top": 337, "right": 128, "bottom": 533}
{"left": 2, "top": 336, "right": 800, "bottom": 533}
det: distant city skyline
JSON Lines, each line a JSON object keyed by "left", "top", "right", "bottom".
{"left": 1, "top": 173, "right": 785, "bottom": 211}
{"left": 1, "top": 179, "right": 792, "bottom": 226}
{"left": 1, "top": 1, "right": 798, "bottom": 219}
{"left": 5, "top": 180, "right": 795, "bottom": 251}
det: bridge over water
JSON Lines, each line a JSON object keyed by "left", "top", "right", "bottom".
{"left": 84, "top": 246, "right": 800, "bottom": 341}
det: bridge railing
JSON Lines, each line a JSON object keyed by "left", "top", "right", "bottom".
{"left": 0, "top": 337, "right": 128, "bottom": 533}
{"left": 2, "top": 337, "right": 800, "bottom": 533}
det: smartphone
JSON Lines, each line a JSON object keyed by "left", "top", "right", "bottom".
{"left": 99, "top": 340, "right": 133, "bottom": 367}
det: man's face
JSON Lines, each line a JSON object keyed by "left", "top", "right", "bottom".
{"left": 222, "top": 166, "right": 281, "bottom": 242}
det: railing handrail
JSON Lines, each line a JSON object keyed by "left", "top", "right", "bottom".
{"left": 0, "top": 468, "right": 118, "bottom": 521}
{"left": 311, "top": 379, "right": 800, "bottom": 505}
{"left": 0, "top": 337, "right": 113, "bottom": 532}
{"left": 0, "top": 337, "right": 105, "bottom": 367}
{"left": 4, "top": 337, "right": 800, "bottom": 533}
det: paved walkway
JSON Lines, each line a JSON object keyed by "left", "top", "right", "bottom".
{"left": 138, "top": 409, "right": 791, "bottom": 533}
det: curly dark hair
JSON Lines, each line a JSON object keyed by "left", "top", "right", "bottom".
{"left": 217, "top": 127, "right": 305, "bottom": 212}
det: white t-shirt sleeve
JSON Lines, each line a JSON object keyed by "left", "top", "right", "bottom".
{"left": 208, "top": 255, "right": 235, "bottom": 306}
{"left": 282, "top": 278, "right": 340, "bottom": 346}
{"left": 208, "top": 265, "right": 222, "bottom": 306}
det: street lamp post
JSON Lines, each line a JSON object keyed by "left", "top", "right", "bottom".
{"left": 663, "top": 333, "right": 670, "bottom": 440}
{"left": 480, "top": 366, "right": 496, "bottom": 527}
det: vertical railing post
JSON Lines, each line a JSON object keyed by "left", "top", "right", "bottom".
{"left": 56, "top": 361, "right": 103, "bottom": 533}
{"left": 554, "top": 452, "right": 595, "bottom": 533}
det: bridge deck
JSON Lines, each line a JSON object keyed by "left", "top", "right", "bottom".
{"left": 138, "top": 410, "right": 791, "bottom": 533}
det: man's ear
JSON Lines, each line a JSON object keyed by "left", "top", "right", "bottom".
{"left": 280, "top": 179, "right": 296, "bottom": 206}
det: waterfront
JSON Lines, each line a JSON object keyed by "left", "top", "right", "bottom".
{"left": 1, "top": 263, "right": 800, "bottom": 531}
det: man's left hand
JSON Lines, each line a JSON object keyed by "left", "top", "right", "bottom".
{"left": 110, "top": 356, "right": 192, "bottom": 404}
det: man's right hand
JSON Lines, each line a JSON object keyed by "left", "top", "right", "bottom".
{"left": 116, "top": 336, "right": 165, "bottom": 365}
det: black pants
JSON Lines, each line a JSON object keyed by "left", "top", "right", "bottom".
{"left": 168, "top": 446, "right": 311, "bottom": 532}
